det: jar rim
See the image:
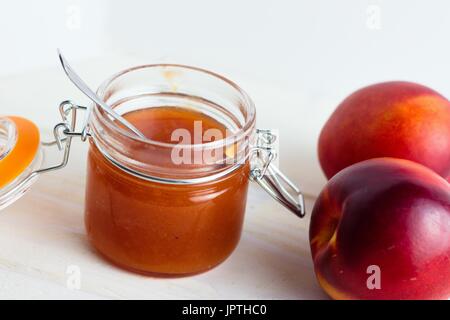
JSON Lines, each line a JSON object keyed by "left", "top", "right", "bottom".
{"left": 94, "top": 63, "right": 257, "bottom": 150}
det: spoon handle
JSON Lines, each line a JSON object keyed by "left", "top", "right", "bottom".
{"left": 58, "top": 50, "right": 146, "bottom": 139}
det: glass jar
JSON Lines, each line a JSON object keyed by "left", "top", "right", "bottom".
{"left": 0, "top": 63, "right": 305, "bottom": 276}
{"left": 86, "top": 65, "right": 256, "bottom": 275}
{"left": 0, "top": 117, "right": 42, "bottom": 210}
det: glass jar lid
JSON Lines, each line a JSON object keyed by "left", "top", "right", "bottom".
{"left": 0, "top": 116, "right": 42, "bottom": 210}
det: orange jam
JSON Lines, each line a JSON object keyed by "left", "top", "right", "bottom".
{"left": 85, "top": 107, "right": 250, "bottom": 275}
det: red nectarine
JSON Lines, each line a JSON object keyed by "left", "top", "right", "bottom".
{"left": 310, "top": 158, "right": 450, "bottom": 300}
{"left": 319, "top": 81, "right": 450, "bottom": 180}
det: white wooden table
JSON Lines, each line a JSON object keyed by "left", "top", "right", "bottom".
{"left": 0, "top": 55, "right": 332, "bottom": 299}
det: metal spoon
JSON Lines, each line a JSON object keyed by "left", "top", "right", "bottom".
{"left": 57, "top": 49, "right": 146, "bottom": 139}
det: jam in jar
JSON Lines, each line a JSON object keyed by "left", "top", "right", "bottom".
{"left": 85, "top": 65, "right": 256, "bottom": 275}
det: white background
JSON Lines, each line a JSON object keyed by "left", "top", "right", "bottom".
{"left": 1, "top": 0, "right": 450, "bottom": 93}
